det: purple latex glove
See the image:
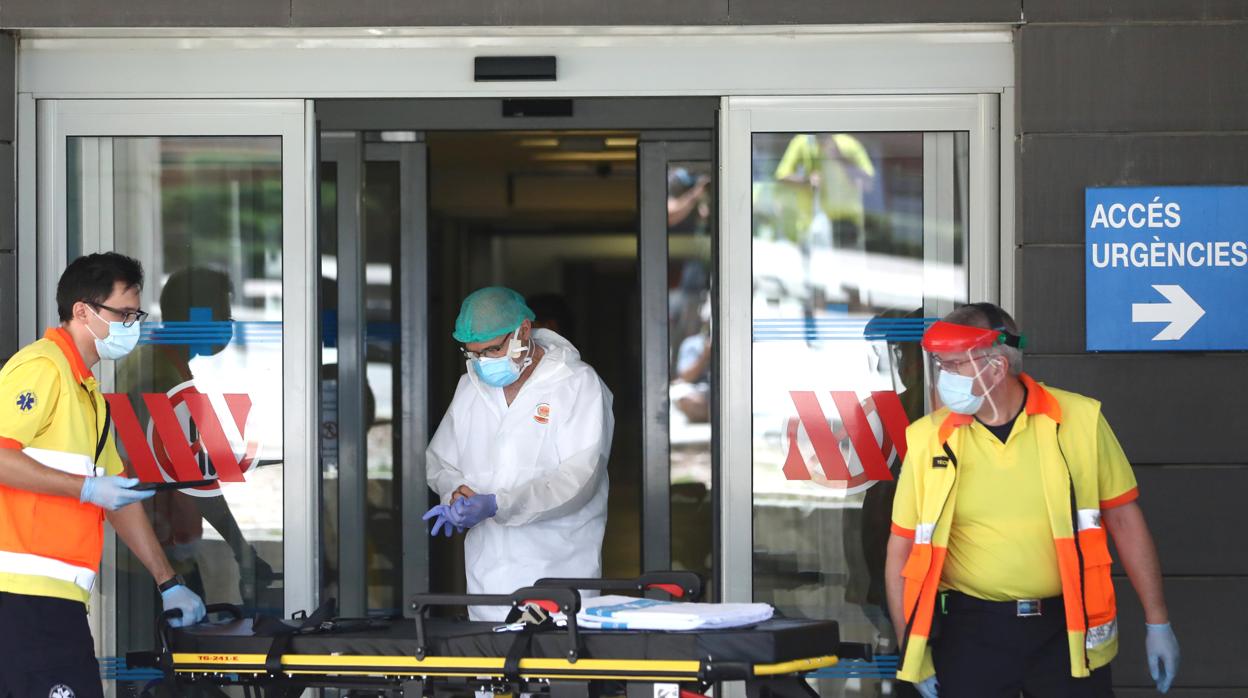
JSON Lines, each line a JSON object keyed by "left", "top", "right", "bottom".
{"left": 447, "top": 494, "right": 497, "bottom": 529}
{"left": 421, "top": 504, "right": 461, "bottom": 537}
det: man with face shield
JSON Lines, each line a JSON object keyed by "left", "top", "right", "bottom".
{"left": 424, "top": 287, "right": 614, "bottom": 621}
{"left": 886, "top": 303, "right": 1179, "bottom": 697}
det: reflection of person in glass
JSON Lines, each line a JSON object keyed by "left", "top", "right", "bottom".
{"left": 118, "top": 267, "right": 276, "bottom": 606}
{"left": 668, "top": 167, "right": 711, "bottom": 233}
{"left": 843, "top": 310, "right": 925, "bottom": 660}
{"left": 423, "top": 287, "right": 614, "bottom": 621}
{"left": 671, "top": 294, "right": 712, "bottom": 423}
{"left": 774, "top": 133, "right": 875, "bottom": 250}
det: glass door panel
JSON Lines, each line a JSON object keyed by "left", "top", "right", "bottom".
{"left": 71, "top": 135, "right": 286, "bottom": 647}
{"left": 721, "top": 95, "right": 998, "bottom": 696}
{"left": 41, "top": 100, "right": 313, "bottom": 691}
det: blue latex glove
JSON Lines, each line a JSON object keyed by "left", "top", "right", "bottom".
{"left": 913, "top": 676, "right": 939, "bottom": 698}
{"left": 1146, "top": 622, "right": 1180, "bottom": 693}
{"left": 79, "top": 476, "right": 154, "bottom": 511}
{"left": 161, "top": 584, "right": 207, "bottom": 628}
{"left": 448, "top": 494, "right": 497, "bottom": 529}
{"left": 422, "top": 504, "right": 461, "bottom": 537}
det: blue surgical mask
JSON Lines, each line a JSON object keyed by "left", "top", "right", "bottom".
{"left": 472, "top": 329, "right": 531, "bottom": 388}
{"left": 87, "top": 306, "right": 141, "bottom": 360}
{"left": 475, "top": 354, "right": 522, "bottom": 387}
{"left": 936, "top": 370, "right": 984, "bottom": 415}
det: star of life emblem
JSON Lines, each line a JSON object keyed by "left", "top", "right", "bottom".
{"left": 16, "top": 390, "right": 36, "bottom": 412}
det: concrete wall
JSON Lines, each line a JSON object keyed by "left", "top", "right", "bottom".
{"left": 1016, "top": 3, "right": 1248, "bottom": 694}
{"left": 0, "top": 33, "right": 13, "bottom": 364}
{"left": 0, "top": 1, "right": 1020, "bottom": 26}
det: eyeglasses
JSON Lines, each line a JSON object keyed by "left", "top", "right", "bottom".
{"left": 460, "top": 336, "right": 511, "bottom": 361}
{"left": 932, "top": 353, "right": 994, "bottom": 373}
{"left": 91, "top": 302, "right": 149, "bottom": 328}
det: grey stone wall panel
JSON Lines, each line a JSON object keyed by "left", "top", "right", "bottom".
{"left": 1112, "top": 466, "right": 1248, "bottom": 576}
{"left": 1026, "top": 0, "right": 1248, "bottom": 23}
{"left": 0, "top": 253, "right": 14, "bottom": 365}
{"left": 1024, "top": 353, "right": 1247, "bottom": 464}
{"left": 1016, "top": 245, "right": 1085, "bottom": 354}
{"left": 726, "top": 0, "right": 1020, "bottom": 25}
{"left": 1113, "top": 576, "right": 1248, "bottom": 687}
{"left": 0, "top": 33, "right": 13, "bottom": 144}
{"left": 1019, "top": 134, "right": 1248, "bottom": 245}
{"left": 1, "top": 1, "right": 292, "bottom": 27}
{"left": 1019, "top": 24, "right": 1248, "bottom": 134}
{"left": 292, "top": 0, "right": 729, "bottom": 26}
{"left": 0, "top": 144, "right": 12, "bottom": 252}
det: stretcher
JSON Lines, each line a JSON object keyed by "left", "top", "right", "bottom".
{"left": 130, "top": 572, "right": 861, "bottom": 698}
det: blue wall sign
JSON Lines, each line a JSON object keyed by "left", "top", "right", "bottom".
{"left": 1086, "top": 186, "right": 1248, "bottom": 351}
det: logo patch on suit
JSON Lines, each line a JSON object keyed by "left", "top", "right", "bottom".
{"left": 534, "top": 403, "right": 551, "bottom": 425}
{"left": 49, "top": 685, "right": 76, "bottom": 698}
{"left": 16, "top": 390, "right": 36, "bottom": 413}
{"left": 931, "top": 456, "right": 949, "bottom": 469}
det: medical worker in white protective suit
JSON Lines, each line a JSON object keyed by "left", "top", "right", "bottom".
{"left": 423, "top": 287, "right": 614, "bottom": 621}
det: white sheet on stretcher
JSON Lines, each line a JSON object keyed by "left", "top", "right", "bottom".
{"left": 570, "top": 595, "right": 774, "bottom": 631}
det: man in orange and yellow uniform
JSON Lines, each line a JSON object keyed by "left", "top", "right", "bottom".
{"left": 887, "top": 303, "right": 1179, "bottom": 697}
{"left": 0, "top": 253, "right": 205, "bottom": 698}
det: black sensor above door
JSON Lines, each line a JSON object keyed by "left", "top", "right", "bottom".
{"left": 475, "top": 56, "right": 557, "bottom": 82}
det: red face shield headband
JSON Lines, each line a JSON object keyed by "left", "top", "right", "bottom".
{"left": 922, "top": 321, "right": 1011, "bottom": 353}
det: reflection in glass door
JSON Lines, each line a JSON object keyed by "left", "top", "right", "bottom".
{"left": 40, "top": 100, "right": 314, "bottom": 690}
{"left": 721, "top": 96, "right": 998, "bottom": 696}
{"left": 319, "top": 133, "right": 429, "bottom": 618}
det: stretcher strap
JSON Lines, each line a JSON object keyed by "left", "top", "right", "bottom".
{"left": 255, "top": 598, "right": 337, "bottom": 674}
{"left": 503, "top": 604, "right": 559, "bottom": 682}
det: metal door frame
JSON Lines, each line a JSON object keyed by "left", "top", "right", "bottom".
{"left": 321, "top": 132, "right": 430, "bottom": 615}
{"left": 318, "top": 97, "right": 719, "bottom": 592}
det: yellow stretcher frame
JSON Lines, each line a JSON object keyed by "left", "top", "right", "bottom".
{"left": 170, "top": 652, "right": 839, "bottom": 682}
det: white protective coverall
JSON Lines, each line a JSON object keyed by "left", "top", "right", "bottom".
{"left": 426, "top": 329, "right": 614, "bottom": 621}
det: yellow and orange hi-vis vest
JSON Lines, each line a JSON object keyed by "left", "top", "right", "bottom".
{"left": 894, "top": 375, "right": 1133, "bottom": 682}
{"left": 0, "top": 328, "right": 125, "bottom": 605}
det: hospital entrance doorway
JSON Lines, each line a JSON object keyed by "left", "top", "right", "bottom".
{"left": 316, "top": 98, "right": 718, "bottom": 617}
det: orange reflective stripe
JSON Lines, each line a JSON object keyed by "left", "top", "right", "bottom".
{"left": 902, "top": 545, "right": 946, "bottom": 637}
{"left": 891, "top": 522, "right": 915, "bottom": 539}
{"left": 44, "top": 328, "right": 92, "bottom": 384}
{"left": 1077, "top": 528, "right": 1117, "bottom": 627}
{"left": 0, "top": 437, "right": 22, "bottom": 450}
{"left": 1054, "top": 537, "right": 1087, "bottom": 632}
{"left": 1100, "top": 487, "right": 1139, "bottom": 510}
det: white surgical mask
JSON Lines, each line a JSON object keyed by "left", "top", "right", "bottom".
{"left": 936, "top": 370, "right": 984, "bottom": 414}
{"left": 936, "top": 356, "right": 1003, "bottom": 416}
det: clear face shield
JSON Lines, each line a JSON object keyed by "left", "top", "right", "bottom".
{"left": 921, "top": 321, "right": 1018, "bottom": 422}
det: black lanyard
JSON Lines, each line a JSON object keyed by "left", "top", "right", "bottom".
{"left": 81, "top": 383, "right": 112, "bottom": 465}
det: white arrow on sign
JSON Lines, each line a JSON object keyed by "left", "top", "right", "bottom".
{"left": 1131, "top": 284, "right": 1205, "bottom": 341}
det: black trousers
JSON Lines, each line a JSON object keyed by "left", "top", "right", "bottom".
{"left": 930, "top": 592, "right": 1113, "bottom": 698}
{"left": 0, "top": 592, "right": 104, "bottom": 698}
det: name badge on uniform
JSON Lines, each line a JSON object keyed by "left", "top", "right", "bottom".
{"left": 932, "top": 456, "right": 949, "bottom": 469}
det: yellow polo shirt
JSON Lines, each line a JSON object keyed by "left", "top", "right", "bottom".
{"left": 891, "top": 377, "right": 1138, "bottom": 601}
{"left": 0, "top": 327, "right": 124, "bottom": 603}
